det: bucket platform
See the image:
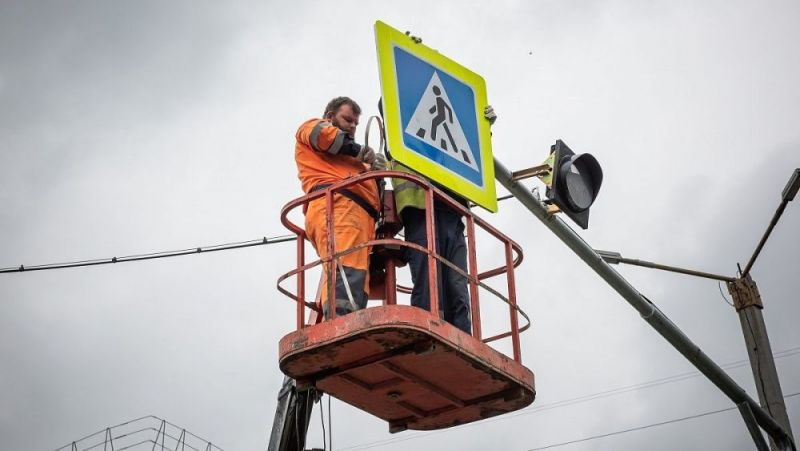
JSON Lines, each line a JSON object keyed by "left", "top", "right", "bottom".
{"left": 279, "top": 305, "right": 535, "bottom": 432}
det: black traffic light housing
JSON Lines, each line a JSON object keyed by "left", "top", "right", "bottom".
{"left": 544, "top": 140, "right": 603, "bottom": 229}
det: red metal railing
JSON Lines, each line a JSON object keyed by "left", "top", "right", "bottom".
{"left": 277, "top": 171, "right": 530, "bottom": 362}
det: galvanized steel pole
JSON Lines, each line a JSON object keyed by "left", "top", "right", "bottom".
{"left": 494, "top": 158, "right": 795, "bottom": 450}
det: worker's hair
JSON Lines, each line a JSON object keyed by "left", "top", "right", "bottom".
{"left": 323, "top": 96, "right": 361, "bottom": 118}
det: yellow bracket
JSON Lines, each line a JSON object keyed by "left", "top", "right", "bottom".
{"left": 545, "top": 203, "right": 561, "bottom": 215}
{"left": 539, "top": 152, "right": 555, "bottom": 187}
{"left": 510, "top": 152, "right": 555, "bottom": 186}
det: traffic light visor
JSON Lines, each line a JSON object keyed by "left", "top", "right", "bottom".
{"left": 546, "top": 140, "right": 604, "bottom": 230}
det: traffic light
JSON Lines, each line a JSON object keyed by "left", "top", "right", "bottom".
{"left": 543, "top": 140, "right": 603, "bottom": 229}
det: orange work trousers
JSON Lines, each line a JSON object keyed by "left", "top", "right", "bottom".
{"left": 305, "top": 195, "right": 375, "bottom": 317}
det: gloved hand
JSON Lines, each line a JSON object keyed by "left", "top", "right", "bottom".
{"left": 356, "top": 145, "right": 376, "bottom": 165}
{"left": 371, "top": 153, "right": 387, "bottom": 171}
{"left": 484, "top": 105, "right": 497, "bottom": 125}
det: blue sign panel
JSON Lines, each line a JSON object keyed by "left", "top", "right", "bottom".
{"left": 394, "top": 46, "right": 483, "bottom": 187}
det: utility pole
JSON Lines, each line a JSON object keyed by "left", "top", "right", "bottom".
{"left": 729, "top": 274, "right": 794, "bottom": 451}
{"left": 730, "top": 168, "right": 799, "bottom": 450}
{"left": 596, "top": 168, "right": 799, "bottom": 451}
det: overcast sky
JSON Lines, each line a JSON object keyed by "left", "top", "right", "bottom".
{"left": 1, "top": 1, "right": 798, "bottom": 450}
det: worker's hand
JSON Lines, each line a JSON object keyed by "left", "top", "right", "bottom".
{"left": 371, "top": 153, "right": 387, "bottom": 171}
{"left": 484, "top": 105, "right": 497, "bottom": 125}
{"left": 356, "top": 145, "right": 376, "bottom": 165}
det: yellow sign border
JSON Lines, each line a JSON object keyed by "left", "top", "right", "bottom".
{"left": 374, "top": 20, "right": 497, "bottom": 212}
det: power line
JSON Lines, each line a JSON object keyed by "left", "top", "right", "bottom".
{"left": 528, "top": 407, "right": 737, "bottom": 450}
{"left": 525, "top": 391, "right": 800, "bottom": 451}
{"left": 495, "top": 347, "right": 800, "bottom": 423}
{"left": 338, "top": 347, "right": 800, "bottom": 450}
{"left": 0, "top": 234, "right": 297, "bottom": 274}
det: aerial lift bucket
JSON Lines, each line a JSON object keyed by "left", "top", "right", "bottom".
{"left": 276, "top": 171, "right": 535, "bottom": 432}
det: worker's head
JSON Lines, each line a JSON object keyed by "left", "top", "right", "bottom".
{"left": 323, "top": 96, "right": 361, "bottom": 137}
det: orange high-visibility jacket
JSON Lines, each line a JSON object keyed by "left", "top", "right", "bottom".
{"left": 294, "top": 118, "right": 380, "bottom": 211}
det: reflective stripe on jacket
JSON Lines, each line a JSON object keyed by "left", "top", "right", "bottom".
{"left": 295, "top": 118, "right": 380, "bottom": 211}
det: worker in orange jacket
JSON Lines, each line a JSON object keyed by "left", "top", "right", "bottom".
{"left": 295, "top": 96, "right": 386, "bottom": 318}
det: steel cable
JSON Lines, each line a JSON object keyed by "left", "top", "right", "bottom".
{"left": 2, "top": 235, "right": 296, "bottom": 274}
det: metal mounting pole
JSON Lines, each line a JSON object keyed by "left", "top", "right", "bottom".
{"left": 743, "top": 168, "right": 800, "bottom": 278}
{"left": 594, "top": 251, "right": 735, "bottom": 283}
{"left": 494, "top": 158, "right": 795, "bottom": 450}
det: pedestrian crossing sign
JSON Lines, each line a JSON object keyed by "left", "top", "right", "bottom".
{"left": 374, "top": 20, "right": 497, "bottom": 212}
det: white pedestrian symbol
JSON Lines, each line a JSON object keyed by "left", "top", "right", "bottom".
{"left": 404, "top": 72, "right": 478, "bottom": 171}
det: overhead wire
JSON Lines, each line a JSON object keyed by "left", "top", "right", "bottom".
{"left": 525, "top": 391, "right": 800, "bottom": 451}
{"left": 0, "top": 234, "right": 297, "bottom": 274}
{"left": 718, "top": 281, "right": 735, "bottom": 307}
{"left": 337, "top": 346, "right": 800, "bottom": 450}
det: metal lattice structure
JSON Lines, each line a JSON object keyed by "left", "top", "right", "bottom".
{"left": 54, "top": 415, "right": 224, "bottom": 451}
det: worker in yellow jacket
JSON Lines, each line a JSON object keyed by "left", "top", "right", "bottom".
{"left": 391, "top": 105, "right": 496, "bottom": 334}
{"left": 295, "top": 97, "right": 386, "bottom": 318}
